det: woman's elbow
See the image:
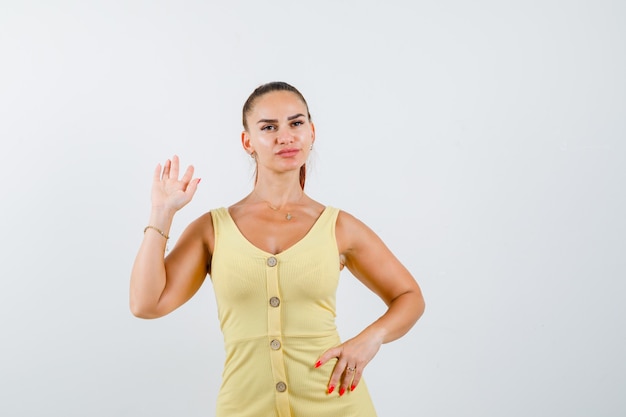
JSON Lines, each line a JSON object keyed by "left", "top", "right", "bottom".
{"left": 129, "top": 299, "right": 162, "bottom": 319}
{"left": 416, "top": 296, "right": 425, "bottom": 320}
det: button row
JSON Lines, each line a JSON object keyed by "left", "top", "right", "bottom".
{"left": 266, "top": 256, "right": 285, "bottom": 398}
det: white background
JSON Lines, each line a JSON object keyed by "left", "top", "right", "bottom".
{"left": 1, "top": 1, "right": 625, "bottom": 416}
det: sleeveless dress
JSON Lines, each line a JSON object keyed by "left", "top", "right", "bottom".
{"left": 209, "top": 206, "right": 377, "bottom": 417}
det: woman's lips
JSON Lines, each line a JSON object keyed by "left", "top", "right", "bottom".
{"left": 277, "top": 148, "right": 300, "bottom": 157}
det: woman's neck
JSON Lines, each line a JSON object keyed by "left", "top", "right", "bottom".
{"left": 252, "top": 176, "right": 304, "bottom": 209}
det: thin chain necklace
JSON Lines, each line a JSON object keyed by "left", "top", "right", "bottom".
{"left": 254, "top": 189, "right": 304, "bottom": 221}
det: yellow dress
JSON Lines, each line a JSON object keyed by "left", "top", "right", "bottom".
{"left": 210, "top": 206, "right": 377, "bottom": 417}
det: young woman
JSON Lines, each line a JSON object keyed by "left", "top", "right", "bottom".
{"left": 130, "top": 81, "right": 425, "bottom": 416}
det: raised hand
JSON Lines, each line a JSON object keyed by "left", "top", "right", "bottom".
{"left": 151, "top": 155, "right": 201, "bottom": 213}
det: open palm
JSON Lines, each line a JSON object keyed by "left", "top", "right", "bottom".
{"left": 151, "top": 155, "right": 200, "bottom": 212}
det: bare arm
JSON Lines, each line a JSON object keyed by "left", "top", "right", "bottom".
{"left": 340, "top": 211, "right": 424, "bottom": 343}
{"left": 316, "top": 210, "right": 425, "bottom": 395}
{"left": 129, "top": 156, "right": 207, "bottom": 319}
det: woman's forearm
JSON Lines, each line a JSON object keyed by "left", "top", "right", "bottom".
{"left": 129, "top": 208, "right": 176, "bottom": 318}
{"left": 362, "top": 289, "right": 425, "bottom": 345}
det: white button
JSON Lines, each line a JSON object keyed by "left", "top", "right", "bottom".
{"left": 269, "top": 297, "right": 280, "bottom": 307}
{"left": 270, "top": 339, "right": 281, "bottom": 350}
{"left": 267, "top": 257, "right": 277, "bottom": 267}
{"left": 276, "top": 381, "right": 287, "bottom": 392}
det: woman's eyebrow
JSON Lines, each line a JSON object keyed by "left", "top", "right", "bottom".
{"left": 257, "top": 118, "right": 278, "bottom": 124}
{"left": 287, "top": 113, "right": 306, "bottom": 121}
{"left": 257, "top": 113, "right": 306, "bottom": 124}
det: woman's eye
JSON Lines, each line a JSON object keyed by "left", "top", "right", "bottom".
{"left": 261, "top": 125, "right": 276, "bottom": 131}
{"left": 291, "top": 121, "right": 303, "bottom": 127}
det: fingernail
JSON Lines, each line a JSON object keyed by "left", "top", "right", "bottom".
{"left": 328, "top": 385, "right": 335, "bottom": 394}
{"left": 198, "top": 178, "right": 202, "bottom": 184}
{"left": 339, "top": 387, "right": 346, "bottom": 396}
{"left": 351, "top": 384, "right": 356, "bottom": 391}
{"left": 315, "top": 361, "right": 322, "bottom": 368}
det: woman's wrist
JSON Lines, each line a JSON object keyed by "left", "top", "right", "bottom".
{"left": 360, "top": 323, "right": 387, "bottom": 346}
{"left": 147, "top": 207, "right": 176, "bottom": 232}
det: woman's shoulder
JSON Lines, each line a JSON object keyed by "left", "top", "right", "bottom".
{"left": 335, "top": 208, "right": 382, "bottom": 250}
{"left": 193, "top": 206, "right": 230, "bottom": 221}
{"left": 180, "top": 209, "right": 223, "bottom": 255}
{"left": 183, "top": 207, "right": 231, "bottom": 238}
{"left": 335, "top": 207, "right": 365, "bottom": 228}
{"left": 181, "top": 210, "right": 214, "bottom": 236}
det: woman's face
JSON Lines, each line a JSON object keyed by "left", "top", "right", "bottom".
{"left": 242, "top": 90, "right": 315, "bottom": 175}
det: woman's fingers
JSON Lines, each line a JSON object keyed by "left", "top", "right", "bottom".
{"left": 336, "top": 363, "right": 359, "bottom": 396}
{"left": 348, "top": 365, "right": 363, "bottom": 392}
{"left": 170, "top": 155, "right": 180, "bottom": 180}
{"left": 184, "top": 177, "right": 201, "bottom": 200}
{"left": 151, "top": 157, "right": 200, "bottom": 211}
{"left": 162, "top": 159, "right": 171, "bottom": 180}
{"left": 332, "top": 361, "right": 348, "bottom": 395}
{"left": 316, "top": 346, "right": 358, "bottom": 396}
{"left": 315, "top": 335, "right": 381, "bottom": 396}
{"left": 153, "top": 163, "right": 162, "bottom": 182}
{"left": 158, "top": 156, "right": 194, "bottom": 186}
{"left": 315, "top": 346, "right": 341, "bottom": 368}
{"left": 328, "top": 360, "right": 361, "bottom": 396}
{"left": 315, "top": 346, "right": 341, "bottom": 394}
{"left": 180, "top": 164, "right": 195, "bottom": 186}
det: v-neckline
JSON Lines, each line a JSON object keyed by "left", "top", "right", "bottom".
{"left": 224, "top": 206, "right": 329, "bottom": 256}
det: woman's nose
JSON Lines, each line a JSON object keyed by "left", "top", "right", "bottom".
{"left": 277, "top": 130, "right": 294, "bottom": 144}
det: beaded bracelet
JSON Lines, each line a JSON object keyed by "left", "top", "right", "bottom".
{"left": 144, "top": 225, "right": 170, "bottom": 240}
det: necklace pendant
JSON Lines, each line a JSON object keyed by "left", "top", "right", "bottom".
{"left": 285, "top": 213, "right": 292, "bottom": 221}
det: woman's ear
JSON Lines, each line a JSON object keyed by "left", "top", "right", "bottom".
{"left": 241, "top": 131, "right": 254, "bottom": 155}
{"left": 310, "top": 122, "right": 316, "bottom": 144}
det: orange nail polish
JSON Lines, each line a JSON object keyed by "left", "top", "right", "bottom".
{"left": 339, "top": 387, "right": 346, "bottom": 396}
{"left": 328, "top": 385, "right": 335, "bottom": 394}
{"left": 315, "top": 361, "right": 322, "bottom": 368}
